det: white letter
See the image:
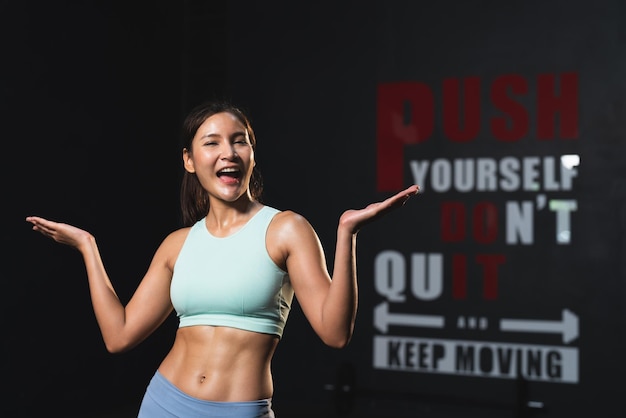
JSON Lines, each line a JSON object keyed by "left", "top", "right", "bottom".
{"left": 431, "top": 159, "right": 452, "bottom": 192}
{"left": 506, "top": 201, "right": 534, "bottom": 244}
{"left": 411, "top": 253, "right": 443, "bottom": 300}
{"left": 375, "top": 250, "right": 406, "bottom": 301}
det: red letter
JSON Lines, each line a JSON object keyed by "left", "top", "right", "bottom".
{"left": 490, "top": 74, "right": 529, "bottom": 141}
{"left": 473, "top": 202, "right": 498, "bottom": 244}
{"left": 376, "top": 82, "right": 434, "bottom": 191}
{"left": 476, "top": 254, "right": 506, "bottom": 300}
{"left": 443, "top": 77, "right": 481, "bottom": 142}
{"left": 537, "top": 73, "right": 579, "bottom": 139}
{"left": 452, "top": 253, "right": 467, "bottom": 299}
{"left": 441, "top": 202, "right": 466, "bottom": 242}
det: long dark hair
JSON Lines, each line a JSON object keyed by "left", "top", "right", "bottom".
{"left": 179, "top": 101, "right": 264, "bottom": 226}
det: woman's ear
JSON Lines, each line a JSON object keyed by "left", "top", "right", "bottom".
{"left": 183, "top": 148, "right": 195, "bottom": 173}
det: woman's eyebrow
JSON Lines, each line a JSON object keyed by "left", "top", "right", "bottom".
{"left": 200, "top": 130, "right": 246, "bottom": 139}
{"left": 200, "top": 132, "right": 220, "bottom": 139}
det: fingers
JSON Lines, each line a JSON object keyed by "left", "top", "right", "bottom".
{"left": 26, "top": 216, "right": 45, "bottom": 228}
{"left": 26, "top": 216, "right": 57, "bottom": 237}
{"left": 385, "top": 184, "right": 420, "bottom": 208}
{"left": 26, "top": 216, "right": 49, "bottom": 226}
{"left": 363, "top": 185, "right": 421, "bottom": 219}
{"left": 399, "top": 184, "right": 420, "bottom": 198}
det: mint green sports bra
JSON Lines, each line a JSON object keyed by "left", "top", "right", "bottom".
{"left": 170, "top": 206, "right": 294, "bottom": 338}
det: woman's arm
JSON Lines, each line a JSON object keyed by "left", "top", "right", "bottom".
{"left": 26, "top": 216, "right": 183, "bottom": 353}
{"left": 275, "top": 185, "right": 419, "bottom": 348}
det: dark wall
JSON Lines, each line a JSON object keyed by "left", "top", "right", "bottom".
{"left": 3, "top": 2, "right": 190, "bottom": 416}
{"left": 226, "top": 1, "right": 626, "bottom": 417}
{"left": 4, "top": 1, "right": 625, "bottom": 417}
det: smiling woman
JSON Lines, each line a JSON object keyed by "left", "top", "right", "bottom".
{"left": 26, "top": 100, "right": 419, "bottom": 417}
{"left": 181, "top": 109, "right": 259, "bottom": 225}
{"left": 179, "top": 102, "right": 265, "bottom": 228}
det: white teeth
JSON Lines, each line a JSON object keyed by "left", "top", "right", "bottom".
{"left": 219, "top": 167, "right": 238, "bottom": 173}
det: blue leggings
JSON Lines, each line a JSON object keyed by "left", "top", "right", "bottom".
{"left": 137, "top": 370, "right": 275, "bottom": 418}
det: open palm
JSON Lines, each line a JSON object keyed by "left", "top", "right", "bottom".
{"left": 339, "top": 185, "right": 419, "bottom": 233}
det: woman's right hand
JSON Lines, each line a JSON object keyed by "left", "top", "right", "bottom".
{"left": 26, "top": 216, "right": 94, "bottom": 251}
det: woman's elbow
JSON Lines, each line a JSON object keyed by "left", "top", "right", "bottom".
{"left": 103, "top": 336, "right": 135, "bottom": 354}
{"left": 105, "top": 342, "right": 128, "bottom": 354}
{"left": 321, "top": 332, "right": 353, "bottom": 349}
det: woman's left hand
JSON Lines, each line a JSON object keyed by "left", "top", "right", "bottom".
{"left": 339, "top": 184, "right": 420, "bottom": 234}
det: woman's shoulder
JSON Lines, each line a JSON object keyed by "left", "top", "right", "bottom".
{"left": 268, "top": 206, "right": 302, "bottom": 220}
{"left": 167, "top": 225, "right": 193, "bottom": 239}
{"left": 268, "top": 208, "right": 316, "bottom": 235}
{"left": 159, "top": 225, "right": 193, "bottom": 251}
{"left": 153, "top": 226, "right": 193, "bottom": 269}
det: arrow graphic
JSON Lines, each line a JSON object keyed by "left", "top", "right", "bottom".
{"left": 374, "top": 301, "right": 445, "bottom": 333}
{"left": 499, "top": 309, "right": 579, "bottom": 344}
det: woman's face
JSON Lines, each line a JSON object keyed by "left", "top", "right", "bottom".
{"left": 183, "top": 111, "right": 255, "bottom": 203}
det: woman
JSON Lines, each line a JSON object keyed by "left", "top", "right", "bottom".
{"left": 26, "top": 101, "right": 419, "bottom": 417}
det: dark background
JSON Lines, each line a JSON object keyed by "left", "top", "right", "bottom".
{"left": 3, "top": 1, "right": 625, "bottom": 417}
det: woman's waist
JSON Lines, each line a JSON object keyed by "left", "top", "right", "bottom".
{"left": 157, "top": 325, "right": 278, "bottom": 401}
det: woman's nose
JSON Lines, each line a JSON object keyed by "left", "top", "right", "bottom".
{"left": 221, "top": 143, "right": 238, "bottom": 159}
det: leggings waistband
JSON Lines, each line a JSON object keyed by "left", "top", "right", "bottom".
{"left": 137, "top": 370, "right": 275, "bottom": 418}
